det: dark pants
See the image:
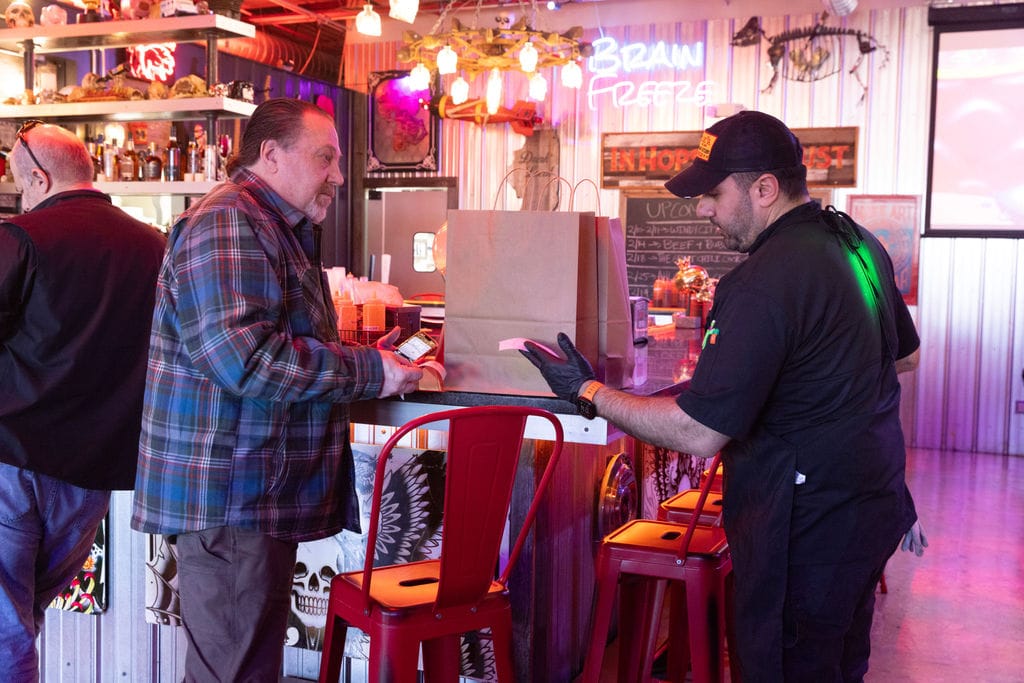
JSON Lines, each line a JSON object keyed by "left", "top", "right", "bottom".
{"left": 175, "top": 526, "right": 298, "bottom": 683}
{"left": 782, "top": 553, "right": 891, "bottom": 683}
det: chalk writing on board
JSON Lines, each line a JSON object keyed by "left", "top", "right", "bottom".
{"left": 624, "top": 194, "right": 746, "bottom": 299}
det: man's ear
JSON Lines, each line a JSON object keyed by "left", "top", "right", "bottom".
{"left": 259, "top": 139, "right": 280, "bottom": 171}
{"left": 752, "top": 172, "right": 780, "bottom": 206}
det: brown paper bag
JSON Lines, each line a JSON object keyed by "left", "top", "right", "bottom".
{"left": 596, "top": 215, "right": 636, "bottom": 388}
{"left": 443, "top": 209, "right": 599, "bottom": 396}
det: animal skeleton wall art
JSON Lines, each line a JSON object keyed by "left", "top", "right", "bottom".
{"left": 731, "top": 12, "right": 889, "bottom": 99}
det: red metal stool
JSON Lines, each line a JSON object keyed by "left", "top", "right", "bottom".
{"left": 658, "top": 488, "right": 724, "bottom": 526}
{"left": 317, "top": 406, "right": 565, "bottom": 683}
{"left": 583, "top": 452, "right": 731, "bottom": 683}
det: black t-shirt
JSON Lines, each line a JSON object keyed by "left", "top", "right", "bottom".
{"left": 678, "top": 202, "right": 918, "bottom": 565}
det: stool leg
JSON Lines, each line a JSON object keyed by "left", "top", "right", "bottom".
{"left": 638, "top": 579, "right": 670, "bottom": 683}
{"left": 372, "top": 625, "right": 421, "bottom": 683}
{"left": 422, "top": 633, "right": 460, "bottom": 682}
{"left": 489, "top": 607, "right": 516, "bottom": 682}
{"left": 318, "top": 612, "right": 348, "bottom": 683}
{"left": 666, "top": 581, "right": 690, "bottom": 683}
{"left": 683, "top": 571, "right": 723, "bottom": 683}
{"left": 582, "top": 551, "right": 620, "bottom": 683}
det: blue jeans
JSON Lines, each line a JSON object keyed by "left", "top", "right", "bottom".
{"left": 0, "top": 461, "right": 110, "bottom": 682}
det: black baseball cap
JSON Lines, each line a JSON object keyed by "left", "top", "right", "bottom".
{"left": 665, "top": 110, "right": 804, "bottom": 198}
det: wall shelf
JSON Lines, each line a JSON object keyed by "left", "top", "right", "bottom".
{"left": 0, "top": 14, "right": 255, "bottom": 54}
{"left": 0, "top": 181, "right": 221, "bottom": 195}
{"left": 0, "top": 97, "right": 256, "bottom": 122}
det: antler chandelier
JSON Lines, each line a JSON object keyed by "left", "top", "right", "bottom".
{"left": 397, "top": 0, "right": 592, "bottom": 114}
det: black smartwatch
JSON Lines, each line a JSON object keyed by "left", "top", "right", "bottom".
{"left": 576, "top": 381, "right": 602, "bottom": 420}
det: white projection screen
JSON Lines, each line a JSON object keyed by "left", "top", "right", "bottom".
{"left": 925, "top": 4, "right": 1024, "bottom": 237}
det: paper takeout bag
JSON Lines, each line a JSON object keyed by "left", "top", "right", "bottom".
{"left": 596, "top": 216, "right": 636, "bottom": 388}
{"left": 443, "top": 209, "right": 599, "bottom": 396}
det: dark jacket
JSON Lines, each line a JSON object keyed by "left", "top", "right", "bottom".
{"left": 0, "top": 189, "right": 166, "bottom": 490}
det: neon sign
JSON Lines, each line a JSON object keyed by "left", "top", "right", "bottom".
{"left": 585, "top": 36, "right": 715, "bottom": 111}
{"left": 127, "top": 43, "right": 176, "bottom": 82}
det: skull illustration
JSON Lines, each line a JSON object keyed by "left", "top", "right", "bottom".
{"left": 290, "top": 539, "right": 339, "bottom": 649}
{"left": 5, "top": 0, "right": 35, "bottom": 27}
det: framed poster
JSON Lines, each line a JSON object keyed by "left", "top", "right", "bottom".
{"left": 367, "top": 69, "right": 439, "bottom": 173}
{"left": 50, "top": 515, "right": 108, "bottom": 614}
{"left": 846, "top": 194, "right": 921, "bottom": 305}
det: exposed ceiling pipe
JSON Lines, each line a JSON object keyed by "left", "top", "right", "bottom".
{"left": 219, "top": 31, "right": 340, "bottom": 82}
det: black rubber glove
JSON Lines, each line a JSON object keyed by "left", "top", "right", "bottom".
{"left": 519, "top": 332, "right": 596, "bottom": 402}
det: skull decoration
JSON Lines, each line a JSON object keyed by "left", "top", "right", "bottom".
{"left": 290, "top": 539, "right": 338, "bottom": 649}
{"left": 5, "top": 0, "right": 35, "bottom": 27}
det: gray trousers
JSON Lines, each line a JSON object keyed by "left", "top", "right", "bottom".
{"left": 175, "top": 526, "right": 298, "bottom": 683}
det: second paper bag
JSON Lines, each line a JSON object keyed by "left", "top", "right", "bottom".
{"left": 443, "top": 209, "right": 599, "bottom": 396}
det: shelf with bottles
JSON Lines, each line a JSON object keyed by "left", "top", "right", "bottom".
{"left": 0, "top": 14, "right": 255, "bottom": 54}
{"left": 0, "top": 180, "right": 219, "bottom": 196}
{"left": 0, "top": 96, "right": 255, "bottom": 122}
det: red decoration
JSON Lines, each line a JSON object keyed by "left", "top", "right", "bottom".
{"left": 128, "top": 43, "right": 176, "bottom": 82}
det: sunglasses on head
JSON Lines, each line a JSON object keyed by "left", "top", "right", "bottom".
{"left": 16, "top": 120, "right": 51, "bottom": 184}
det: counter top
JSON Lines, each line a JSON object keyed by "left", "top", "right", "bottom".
{"left": 351, "top": 325, "right": 704, "bottom": 444}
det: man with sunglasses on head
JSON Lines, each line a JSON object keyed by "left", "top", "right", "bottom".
{"left": 0, "top": 121, "right": 165, "bottom": 681}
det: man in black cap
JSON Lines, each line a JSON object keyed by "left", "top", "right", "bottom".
{"left": 522, "top": 110, "right": 926, "bottom": 681}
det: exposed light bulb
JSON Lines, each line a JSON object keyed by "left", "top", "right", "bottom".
{"left": 824, "top": 0, "right": 857, "bottom": 16}
{"left": 409, "top": 62, "right": 432, "bottom": 90}
{"left": 528, "top": 72, "right": 548, "bottom": 101}
{"left": 355, "top": 4, "right": 381, "bottom": 37}
{"left": 436, "top": 44, "right": 458, "bottom": 75}
{"left": 450, "top": 75, "right": 469, "bottom": 104}
{"left": 486, "top": 67, "right": 503, "bottom": 115}
{"left": 561, "top": 60, "right": 583, "bottom": 88}
{"left": 389, "top": 0, "right": 418, "bottom": 23}
{"left": 519, "top": 41, "right": 538, "bottom": 73}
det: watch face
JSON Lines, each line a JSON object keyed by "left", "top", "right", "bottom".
{"left": 577, "top": 397, "right": 597, "bottom": 420}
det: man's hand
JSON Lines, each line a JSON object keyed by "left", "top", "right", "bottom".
{"left": 519, "top": 332, "right": 595, "bottom": 402}
{"left": 900, "top": 520, "right": 928, "bottom": 557}
{"left": 378, "top": 350, "right": 423, "bottom": 398}
{"left": 375, "top": 326, "right": 402, "bottom": 351}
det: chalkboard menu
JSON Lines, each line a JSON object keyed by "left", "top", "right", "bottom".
{"left": 622, "top": 193, "right": 747, "bottom": 299}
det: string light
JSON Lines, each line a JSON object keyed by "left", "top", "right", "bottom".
{"left": 560, "top": 59, "right": 583, "bottom": 88}
{"left": 355, "top": 4, "right": 381, "bottom": 37}
{"left": 388, "top": 0, "right": 418, "bottom": 24}
{"left": 519, "top": 42, "right": 539, "bottom": 73}
{"left": 436, "top": 44, "right": 458, "bottom": 75}
{"left": 450, "top": 75, "right": 470, "bottom": 104}
{"left": 409, "top": 62, "right": 432, "bottom": 90}
{"left": 528, "top": 72, "right": 548, "bottom": 101}
{"left": 486, "top": 68, "right": 503, "bottom": 114}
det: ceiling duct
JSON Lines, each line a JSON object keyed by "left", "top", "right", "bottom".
{"left": 219, "top": 30, "right": 341, "bottom": 84}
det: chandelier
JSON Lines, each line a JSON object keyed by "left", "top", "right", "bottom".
{"left": 397, "top": 0, "right": 592, "bottom": 114}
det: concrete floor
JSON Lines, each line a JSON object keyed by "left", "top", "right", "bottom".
{"left": 584, "top": 447, "right": 1024, "bottom": 682}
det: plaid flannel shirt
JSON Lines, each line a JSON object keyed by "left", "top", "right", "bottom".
{"left": 132, "top": 169, "right": 382, "bottom": 542}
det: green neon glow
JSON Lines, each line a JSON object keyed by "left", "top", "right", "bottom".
{"left": 846, "top": 241, "right": 882, "bottom": 313}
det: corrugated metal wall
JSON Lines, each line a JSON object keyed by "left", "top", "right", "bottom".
{"left": 37, "top": 3, "right": 1023, "bottom": 682}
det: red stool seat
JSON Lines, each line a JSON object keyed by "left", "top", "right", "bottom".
{"left": 658, "top": 489, "right": 724, "bottom": 526}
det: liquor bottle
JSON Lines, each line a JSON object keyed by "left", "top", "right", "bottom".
{"left": 93, "top": 141, "right": 105, "bottom": 181}
{"left": 144, "top": 142, "right": 163, "bottom": 181}
{"left": 103, "top": 140, "right": 118, "bottom": 182}
{"left": 119, "top": 138, "right": 138, "bottom": 182}
{"left": 135, "top": 140, "right": 148, "bottom": 181}
{"left": 186, "top": 139, "right": 200, "bottom": 181}
{"left": 164, "top": 132, "right": 181, "bottom": 182}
